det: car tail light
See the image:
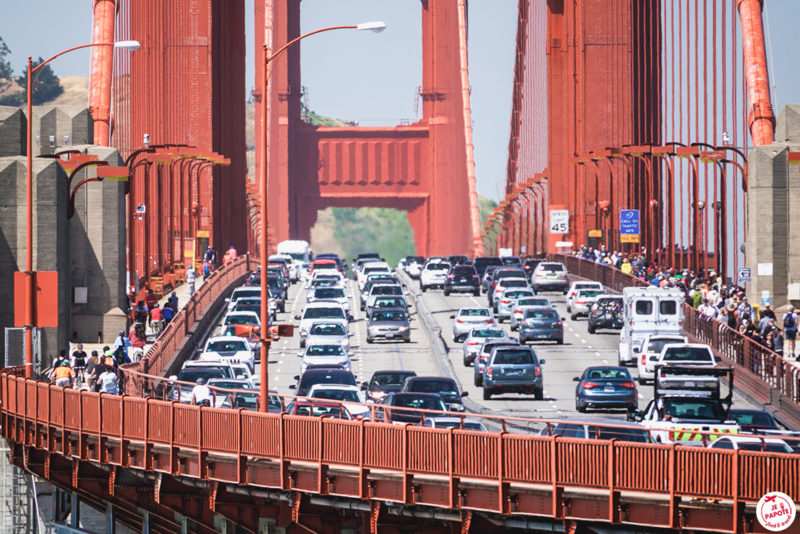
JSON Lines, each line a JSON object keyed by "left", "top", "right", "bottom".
{"left": 621, "top": 382, "right": 636, "bottom": 389}
{"left": 456, "top": 319, "right": 464, "bottom": 324}
{"left": 485, "top": 366, "right": 493, "bottom": 377}
{"left": 576, "top": 300, "right": 585, "bottom": 305}
{"left": 569, "top": 291, "right": 576, "bottom": 297}
{"left": 472, "top": 274, "right": 479, "bottom": 279}
{"left": 534, "top": 366, "right": 541, "bottom": 376}
{"left": 641, "top": 354, "right": 647, "bottom": 366}
{"left": 501, "top": 299, "right": 510, "bottom": 304}
{"left": 485, "top": 319, "right": 494, "bottom": 323}
{"left": 551, "top": 322, "right": 562, "bottom": 327}
{"left": 447, "top": 274, "right": 455, "bottom": 278}
{"left": 582, "top": 382, "right": 599, "bottom": 389}
{"left": 467, "top": 340, "right": 482, "bottom": 346}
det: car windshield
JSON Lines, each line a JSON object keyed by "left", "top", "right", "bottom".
{"left": 737, "top": 442, "right": 792, "bottom": 453}
{"left": 471, "top": 329, "right": 505, "bottom": 338}
{"left": 372, "top": 285, "right": 402, "bottom": 296}
{"left": 496, "top": 270, "right": 525, "bottom": 279}
{"left": 225, "top": 314, "right": 258, "bottom": 325}
{"left": 589, "top": 426, "right": 650, "bottom": 443}
{"left": 584, "top": 368, "right": 631, "bottom": 380}
{"left": 460, "top": 308, "right": 490, "bottom": 317}
{"left": 431, "top": 420, "right": 484, "bottom": 430}
{"left": 408, "top": 380, "right": 458, "bottom": 395}
{"left": 311, "top": 389, "right": 361, "bottom": 403}
{"left": 293, "top": 404, "right": 348, "bottom": 418}
{"left": 506, "top": 290, "right": 534, "bottom": 299}
{"left": 730, "top": 411, "right": 777, "bottom": 428}
{"left": 501, "top": 256, "right": 521, "bottom": 265}
{"left": 178, "top": 369, "right": 227, "bottom": 382}
{"left": 393, "top": 395, "right": 446, "bottom": 410}
{"left": 453, "top": 267, "right": 476, "bottom": 276}
{"left": 426, "top": 263, "right": 450, "bottom": 271}
{"left": 525, "top": 309, "right": 559, "bottom": 320}
{"left": 300, "top": 372, "right": 356, "bottom": 389}
{"left": 206, "top": 340, "right": 249, "bottom": 352}
{"left": 518, "top": 298, "right": 549, "bottom": 307}
{"left": 371, "top": 372, "right": 414, "bottom": 387}
{"left": 662, "top": 400, "right": 724, "bottom": 420}
{"left": 209, "top": 381, "right": 252, "bottom": 390}
{"left": 304, "top": 307, "right": 346, "bottom": 320}
{"left": 500, "top": 280, "right": 528, "bottom": 288}
{"left": 371, "top": 310, "right": 407, "bottom": 322}
{"left": 309, "top": 323, "right": 346, "bottom": 336}
{"left": 493, "top": 349, "right": 535, "bottom": 365}
{"left": 232, "top": 289, "right": 261, "bottom": 301}
{"left": 233, "top": 302, "right": 260, "bottom": 314}
{"left": 315, "top": 288, "right": 345, "bottom": 299}
{"left": 306, "top": 345, "right": 346, "bottom": 356}
{"left": 374, "top": 298, "right": 405, "bottom": 308}
{"left": 539, "top": 263, "right": 565, "bottom": 273}
{"left": 577, "top": 290, "right": 603, "bottom": 297}
{"left": 232, "top": 367, "right": 250, "bottom": 379}
{"left": 647, "top": 338, "right": 685, "bottom": 353}
{"left": 662, "top": 347, "right": 713, "bottom": 362}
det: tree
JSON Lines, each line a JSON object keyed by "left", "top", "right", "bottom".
{"left": 17, "top": 57, "right": 63, "bottom": 104}
{"left": 0, "top": 37, "right": 12, "bottom": 80}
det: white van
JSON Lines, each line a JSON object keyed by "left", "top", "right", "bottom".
{"left": 618, "top": 287, "right": 684, "bottom": 366}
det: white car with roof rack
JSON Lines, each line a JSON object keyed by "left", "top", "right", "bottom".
{"left": 198, "top": 336, "right": 255, "bottom": 371}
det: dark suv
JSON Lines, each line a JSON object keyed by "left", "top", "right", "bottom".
{"left": 481, "top": 345, "right": 545, "bottom": 400}
{"left": 587, "top": 295, "right": 623, "bottom": 333}
{"left": 401, "top": 376, "right": 468, "bottom": 412}
{"left": 444, "top": 264, "right": 480, "bottom": 296}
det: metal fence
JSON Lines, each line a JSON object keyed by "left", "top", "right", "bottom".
{"left": 4, "top": 327, "right": 41, "bottom": 375}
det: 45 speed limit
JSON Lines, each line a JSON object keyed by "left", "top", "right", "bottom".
{"left": 549, "top": 210, "right": 569, "bottom": 234}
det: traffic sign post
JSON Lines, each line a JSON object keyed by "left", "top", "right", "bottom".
{"left": 619, "top": 209, "right": 640, "bottom": 243}
{"left": 550, "top": 210, "right": 569, "bottom": 234}
{"left": 738, "top": 267, "right": 751, "bottom": 284}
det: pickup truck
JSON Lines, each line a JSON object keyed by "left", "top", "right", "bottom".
{"left": 633, "top": 366, "right": 739, "bottom": 445}
{"left": 635, "top": 334, "right": 689, "bottom": 384}
{"left": 655, "top": 343, "right": 719, "bottom": 390}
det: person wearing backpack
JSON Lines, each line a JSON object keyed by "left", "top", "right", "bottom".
{"left": 782, "top": 305, "right": 797, "bottom": 358}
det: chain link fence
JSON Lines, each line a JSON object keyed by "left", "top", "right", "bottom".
{"left": 4, "top": 327, "right": 42, "bottom": 376}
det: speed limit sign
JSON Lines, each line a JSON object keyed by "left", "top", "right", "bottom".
{"left": 550, "top": 210, "right": 569, "bottom": 234}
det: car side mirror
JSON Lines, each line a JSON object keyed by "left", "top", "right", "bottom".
{"left": 449, "top": 314, "right": 455, "bottom": 319}
{"left": 631, "top": 409, "right": 644, "bottom": 422}
{"left": 293, "top": 375, "right": 299, "bottom": 381}
{"left": 169, "top": 375, "right": 178, "bottom": 382}
{"left": 572, "top": 376, "right": 580, "bottom": 382}
{"left": 632, "top": 347, "right": 640, "bottom": 353}
{"left": 294, "top": 315, "right": 301, "bottom": 320}
{"left": 539, "top": 359, "right": 546, "bottom": 364}
{"left": 288, "top": 384, "right": 296, "bottom": 389}
{"left": 561, "top": 317, "right": 566, "bottom": 321}
{"left": 461, "top": 391, "right": 469, "bottom": 397}
{"left": 296, "top": 352, "right": 303, "bottom": 357}
{"left": 714, "top": 356, "right": 722, "bottom": 363}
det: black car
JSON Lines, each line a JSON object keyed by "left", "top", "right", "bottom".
{"left": 500, "top": 256, "right": 522, "bottom": 267}
{"left": 267, "top": 276, "right": 287, "bottom": 312}
{"left": 316, "top": 253, "right": 345, "bottom": 272}
{"left": 401, "top": 376, "right": 468, "bottom": 412}
{"left": 361, "top": 370, "right": 417, "bottom": 403}
{"left": 728, "top": 409, "right": 781, "bottom": 433}
{"left": 522, "top": 258, "right": 545, "bottom": 277}
{"left": 377, "top": 392, "right": 447, "bottom": 424}
{"left": 447, "top": 255, "right": 469, "bottom": 265}
{"left": 444, "top": 264, "right": 481, "bottom": 296}
{"left": 474, "top": 256, "right": 503, "bottom": 279}
{"left": 291, "top": 368, "right": 357, "bottom": 397}
{"left": 587, "top": 296, "right": 623, "bottom": 334}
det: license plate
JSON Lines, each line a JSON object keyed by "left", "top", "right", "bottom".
{"left": 535, "top": 334, "right": 549, "bottom": 339}
{"left": 604, "top": 386, "right": 614, "bottom": 392}
{"left": 385, "top": 334, "right": 395, "bottom": 338}
{"left": 459, "top": 278, "right": 467, "bottom": 282}
{"left": 507, "top": 370, "right": 523, "bottom": 375}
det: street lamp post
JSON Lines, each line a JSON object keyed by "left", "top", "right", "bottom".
{"left": 23, "top": 40, "right": 139, "bottom": 378}
{"left": 258, "top": 22, "right": 385, "bottom": 412}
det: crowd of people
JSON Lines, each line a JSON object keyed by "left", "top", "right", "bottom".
{"left": 573, "top": 245, "right": 797, "bottom": 359}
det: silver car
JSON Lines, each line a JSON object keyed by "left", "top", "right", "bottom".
{"left": 307, "top": 286, "right": 351, "bottom": 315}
{"left": 496, "top": 288, "right": 536, "bottom": 323}
{"left": 303, "top": 321, "right": 350, "bottom": 350}
{"left": 509, "top": 296, "right": 554, "bottom": 331}
{"left": 461, "top": 327, "right": 507, "bottom": 366}
{"left": 569, "top": 289, "right": 605, "bottom": 320}
{"left": 451, "top": 307, "right": 495, "bottom": 342}
{"left": 473, "top": 338, "right": 520, "bottom": 387}
{"left": 299, "top": 344, "right": 353, "bottom": 373}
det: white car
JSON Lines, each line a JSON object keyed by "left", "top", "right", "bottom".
{"left": 220, "top": 311, "right": 261, "bottom": 345}
{"left": 307, "top": 286, "right": 351, "bottom": 315}
{"left": 307, "top": 384, "right": 370, "bottom": 419}
{"left": 306, "top": 270, "right": 345, "bottom": 289}
{"left": 461, "top": 327, "right": 507, "bottom": 366}
{"left": 419, "top": 261, "right": 451, "bottom": 291}
{"left": 303, "top": 321, "right": 350, "bottom": 350}
{"left": 358, "top": 262, "right": 391, "bottom": 289}
{"left": 451, "top": 307, "right": 495, "bottom": 342}
{"left": 569, "top": 288, "right": 605, "bottom": 320}
{"left": 198, "top": 336, "right": 255, "bottom": 371}
{"left": 226, "top": 286, "right": 262, "bottom": 312}
{"left": 299, "top": 343, "right": 353, "bottom": 373}
{"left": 207, "top": 378, "right": 255, "bottom": 408}
{"left": 707, "top": 436, "right": 794, "bottom": 453}
{"left": 636, "top": 334, "right": 689, "bottom": 384}
{"left": 231, "top": 362, "right": 256, "bottom": 386}
{"left": 490, "top": 277, "right": 529, "bottom": 310}
{"left": 565, "top": 281, "right": 604, "bottom": 312}
{"left": 296, "top": 302, "right": 349, "bottom": 345}
{"left": 423, "top": 417, "right": 487, "bottom": 431}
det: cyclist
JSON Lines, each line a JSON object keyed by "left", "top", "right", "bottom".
{"left": 150, "top": 303, "right": 164, "bottom": 336}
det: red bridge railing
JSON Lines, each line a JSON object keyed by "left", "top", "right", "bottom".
{"left": 2, "top": 368, "right": 799, "bottom": 531}
{"left": 121, "top": 254, "right": 251, "bottom": 396}
{"left": 552, "top": 254, "right": 800, "bottom": 428}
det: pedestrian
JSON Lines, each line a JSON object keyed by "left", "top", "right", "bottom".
{"left": 150, "top": 303, "right": 164, "bottom": 335}
{"left": 97, "top": 364, "right": 119, "bottom": 394}
{"left": 185, "top": 264, "right": 197, "bottom": 296}
{"left": 51, "top": 360, "right": 74, "bottom": 388}
{"left": 162, "top": 303, "right": 175, "bottom": 324}
{"left": 113, "top": 330, "right": 131, "bottom": 365}
{"left": 782, "top": 305, "right": 797, "bottom": 358}
{"left": 698, "top": 298, "right": 718, "bottom": 319}
{"left": 129, "top": 323, "right": 147, "bottom": 356}
{"left": 191, "top": 377, "right": 212, "bottom": 406}
{"left": 203, "top": 261, "right": 211, "bottom": 281}
{"left": 86, "top": 350, "right": 98, "bottom": 379}
{"left": 771, "top": 324, "right": 784, "bottom": 356}
{"left": 721, "top": 303, "right": 738, "bottom": 330}
{"left": 168, "top": 291, "right": 179, "bottom": 310}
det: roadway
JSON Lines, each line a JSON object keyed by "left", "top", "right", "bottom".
{"left": 215, "top": 270, "right": 763, "bottom": 424}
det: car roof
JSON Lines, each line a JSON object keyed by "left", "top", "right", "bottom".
{"left": 406, "top": 376, "right": 457, "bottom": 384}
{"left": 207, "top": 335, "right": 250, "bottom": 343}
{"left": 305, "top": 301, "right": 347, "bottom": 309}
{"left": 373, "top": 369, "right": 416, "bottom": 376}
{"left": 208, "top": 378, "right": 252, "bottom": 386}
{"left": 308, "top": 384, "right": 360, "bottom": 391}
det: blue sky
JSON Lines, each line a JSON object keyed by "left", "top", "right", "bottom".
{"left": 3, "top": 1, "right": 799, "bottom": 200}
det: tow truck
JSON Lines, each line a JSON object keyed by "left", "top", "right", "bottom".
{"left": 632, "top": 366, "right": 739, "bottom": 445}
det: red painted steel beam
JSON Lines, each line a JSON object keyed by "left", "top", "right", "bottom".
{"left": 89, "top": 0, "right": 116, "bottom": 145}
{"left": 737, "top": 0, "right": 775, "bottom": 146}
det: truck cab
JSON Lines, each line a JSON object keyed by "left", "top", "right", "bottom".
{"left": 618, "top": 287, "right": 684, "bottom": 366}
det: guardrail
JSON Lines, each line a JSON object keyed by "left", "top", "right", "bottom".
{"left": 551, "top": 254, "right": 800, "bottom": 428}
{"left": 121, "top": 254, "right": 252, "bottom": 396}
{"left": 2, "top": 367, "right": 798, "bottom": 532}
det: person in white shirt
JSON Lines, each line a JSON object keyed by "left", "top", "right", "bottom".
{"left": 185, "top": 265, "right": 197, "bottom": 296}
{"left": 191, "top": 377, "right": 212, "bottom": 405}
{"left": 698, "top": 298, "right": 718, "bottom": 319}
{"left": 98, "top": 368, "right": 118, "bottom": 394}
